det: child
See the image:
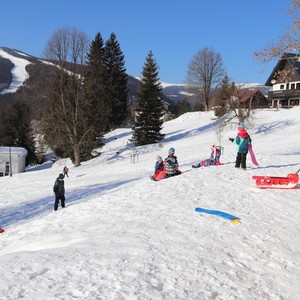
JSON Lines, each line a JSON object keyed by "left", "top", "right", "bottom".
{"left": 63, "top": 166, "right": 69, "bottom": 178}
{"left": 151, "top": 156, "right": 165, "bottom": 180}
{"left": 229, "top": 122, "right": 251, "bottom": 170}
{"left": 164, "top": 147, "right": 181, "bottom": 178}
{"left": 192, "top": 144, "right": 222, "bottom": 168}
{"left": 53, "top": 173, "right": 66, "bottom": 210}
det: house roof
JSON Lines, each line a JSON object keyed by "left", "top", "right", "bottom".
{"left": 265, "top": 52, "right": 300, "bottom": 86}
{"left": 0, "top": 147, "right": 28, "bottom": 156}
{"left": 238, "top": 89, "right": 264, "bottom": 103}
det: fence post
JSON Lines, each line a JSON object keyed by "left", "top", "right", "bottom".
{"left": 130, "top": 148, "right": 139, "bottom": 163}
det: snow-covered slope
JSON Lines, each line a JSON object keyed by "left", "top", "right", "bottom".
{"left": 0, "top": 108, "right": 300, "bottom": 300}
{"left": 0, "top": 47, "right": 31, "bottom": 94}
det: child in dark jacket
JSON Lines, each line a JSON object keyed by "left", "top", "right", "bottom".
{"left": 53, "top": 173, "right": 66, "bottom": 210}
{"left": 229, "top": 123, "right": 251, "bottom": 170}
{"left": 164, "top": 147, "right": 181, "bottom": 178}
{"left": 192, "top": 144, "right": 222, "bottom": 168}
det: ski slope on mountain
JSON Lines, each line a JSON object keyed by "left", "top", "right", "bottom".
{"left": 0, "top": 108, "right": 300, "bottom": 300}
{"left": 0, "top": 48, "right": 31, "bottom": 94}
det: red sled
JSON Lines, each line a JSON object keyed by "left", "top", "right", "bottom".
{"left": 252, "top": 173, "right": 299, "bottom": 189}
{"left": 0, "top": 228, "right": 5, "bottom": 233}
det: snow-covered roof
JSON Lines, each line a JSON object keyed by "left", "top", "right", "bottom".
{"left": 0, "top": 146, "right": 28, "bottom": 156}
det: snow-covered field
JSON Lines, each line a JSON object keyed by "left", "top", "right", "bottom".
{"left": 0, "top": 108, "right": 300, "bottom": 300}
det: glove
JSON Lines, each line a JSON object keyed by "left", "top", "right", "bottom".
{"left": 229, "top": 138, "right": 234, "bottom": 142}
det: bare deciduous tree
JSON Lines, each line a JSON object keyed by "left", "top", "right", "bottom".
{"left": 186, "top": 47, "right": 225, "bottom": 111}
{"left": 42, "top": 27, "right": 94, "bottom": 167}
{"left": 254, "top": 1, "right": 300, "bottom": 63}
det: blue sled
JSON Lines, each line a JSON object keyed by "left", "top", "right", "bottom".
{"left": 195, "top": 207, "right": 239, "bottom": 220}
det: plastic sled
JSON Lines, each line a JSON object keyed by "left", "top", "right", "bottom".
{"left": 252, "top": 173, "right": 299, "bottom": 189}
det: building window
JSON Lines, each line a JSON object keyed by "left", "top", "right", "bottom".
{"left": 5, "top": 162, "right": 9, "bottom": 176}
{"left": 297, "top": 83, "right": 300, "bottom": 89}
{"left": 291, "top": 83, "right": 295, "bottom": 89}
{"left": 286, "top": 83, "right": 290, "bottom": 89}
{"left": 280, "top": 84, "right": 284, "bottom": 89}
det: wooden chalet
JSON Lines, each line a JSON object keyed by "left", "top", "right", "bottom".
{"left": 237, "top": 89, "right": 269, "bottom": 109}
{"left": 265, "top": 53, "right": 300, "bottom": 108}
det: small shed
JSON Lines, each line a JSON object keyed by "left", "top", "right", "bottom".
{"left": 0, "top": 147, "right": 28, "bottom": 176}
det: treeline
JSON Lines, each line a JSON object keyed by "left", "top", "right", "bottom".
{"left": 40, "top": 29, "right": 129, "bottom": 166}
{"left": 0, "top": 27, "right": 170, "bottom": 167}
{"left": 0, "top": 102, "right": 36, "bottom": 165}
{"left": 1, "top": 27, "right": 250, "bottom": 167}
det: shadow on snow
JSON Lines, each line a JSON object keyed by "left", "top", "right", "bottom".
{"left": 0, "top": 177, "right": 140, "bottom": 228}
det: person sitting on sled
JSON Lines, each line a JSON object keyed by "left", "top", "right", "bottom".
{"left": 151, "top": 156, "right": 165, "bottom": 180}
{"left": 192, "top": 144, "right": 222, "bottom": 168}
{"left": 164, "top": 147, "right": 181, "bottom": 178}
{"left": 229, "top": 122, "right": 251, "bottom": 170}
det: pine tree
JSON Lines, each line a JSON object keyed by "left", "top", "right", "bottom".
{"left": 0, "top": 103, "right": 37, "bottom": 165}
{"left": 11, "top": 102, "right": 37, "bottom": 165}
{"left": 103, "top": 33, "right": 128, "bottom": 128}
{"left": 0, "top": 108, "right": 14, "bottom": 145}
{"left": 214, "top": 75, "right": 231, "bottom": 118}
{"left": 132, "top": 51, "right": 165, "bottom": 146}
{"left": 84, "top": 32, "right": 108, "bottom": 138}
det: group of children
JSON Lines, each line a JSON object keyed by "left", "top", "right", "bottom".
{"left": 151, "top": 147, "right": 182, "bottom": 181}
{"left": 151, "top": 122, "right": 252, "bottom": 181}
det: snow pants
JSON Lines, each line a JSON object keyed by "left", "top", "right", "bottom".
{"left": 235, "top": 153, "right": 247, "bottom": 169}
{"left": 54, "top": 194, "right": 65, "bottom": 210}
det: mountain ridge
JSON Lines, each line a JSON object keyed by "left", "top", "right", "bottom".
{"left": 0, "top": 46, "right": 270, "bottom": 117}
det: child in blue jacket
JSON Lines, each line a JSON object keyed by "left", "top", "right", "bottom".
{"left": 229, "top": 123, "right": 251, "bottom": 170}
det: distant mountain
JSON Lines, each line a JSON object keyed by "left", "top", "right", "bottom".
{"left": 0, "top": 47, "right": 270, "bottom": 118}
{"left": 0, "top": 47, "right": 177, "bottom": 118}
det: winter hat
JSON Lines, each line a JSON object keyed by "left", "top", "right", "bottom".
{"left": 168, "top": 147, "right": 175, "bottom": 155}
{"left": 238, "top": 122, "right": 245, "bottom": 132}
{"left": 157, "top": 155, "right": 162, "bottom": 161}
{"left": 59, "top": 173, "right": 64, "bottom": 179}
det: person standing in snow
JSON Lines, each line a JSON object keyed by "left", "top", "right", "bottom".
{"left": 229, "top": 123, "right": 251, "bottom": 170}
{"left": 192, "top": 144, "right": 222, "bottom": 168}
{"left": 63, "top": 166, "right": 69, "bottom": 177}
{"left": 53, "top": 173, "right": 66, "bottom": 210}
{"left": 164, "top": 147, "right": 181, "bottom": 178}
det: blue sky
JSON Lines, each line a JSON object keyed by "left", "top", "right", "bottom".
{"left": 0, "top": 0, "right": 291, "bottom": 84}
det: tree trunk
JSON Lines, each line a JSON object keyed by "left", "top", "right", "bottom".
{"left": 73, "top": 146, "right": 81, "bottom": 167}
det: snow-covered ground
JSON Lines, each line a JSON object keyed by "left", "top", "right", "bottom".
{"left": 0, "top": 108, "right": 300, "bottom": 300}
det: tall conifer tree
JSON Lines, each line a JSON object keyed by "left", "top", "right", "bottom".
{"left": 214, "top": 75, "right": 231, "bottom": 118}
{"left": 103, "top": 33, "right": 128, "bottom": 128}
{"left": 11, "top": 102, "right": 37, "bottom": 165}
{"left": 132, "top": 51, "right": 165, "bottom": 146}
{"left": 84, "top": 32, "right": 108, "bottom": 136}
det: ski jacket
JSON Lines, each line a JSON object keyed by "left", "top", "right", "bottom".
{"left": 154, "top": 161, "right": 164, "bottom": 173}
{"left": 164, "top": 155, "right": 179, "bottom": 175}
{"left": 53, "top": 178, "right": 65, "bottom": 196}
{"left": 209, "top": 149, "right": 221, "bottom": 164}
{"left": 235, "top": 131, "right": 251, "bottom": 153}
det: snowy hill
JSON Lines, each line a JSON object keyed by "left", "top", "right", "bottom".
{"left": 0, "top": 107, "right": 300, "bottom": 299}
